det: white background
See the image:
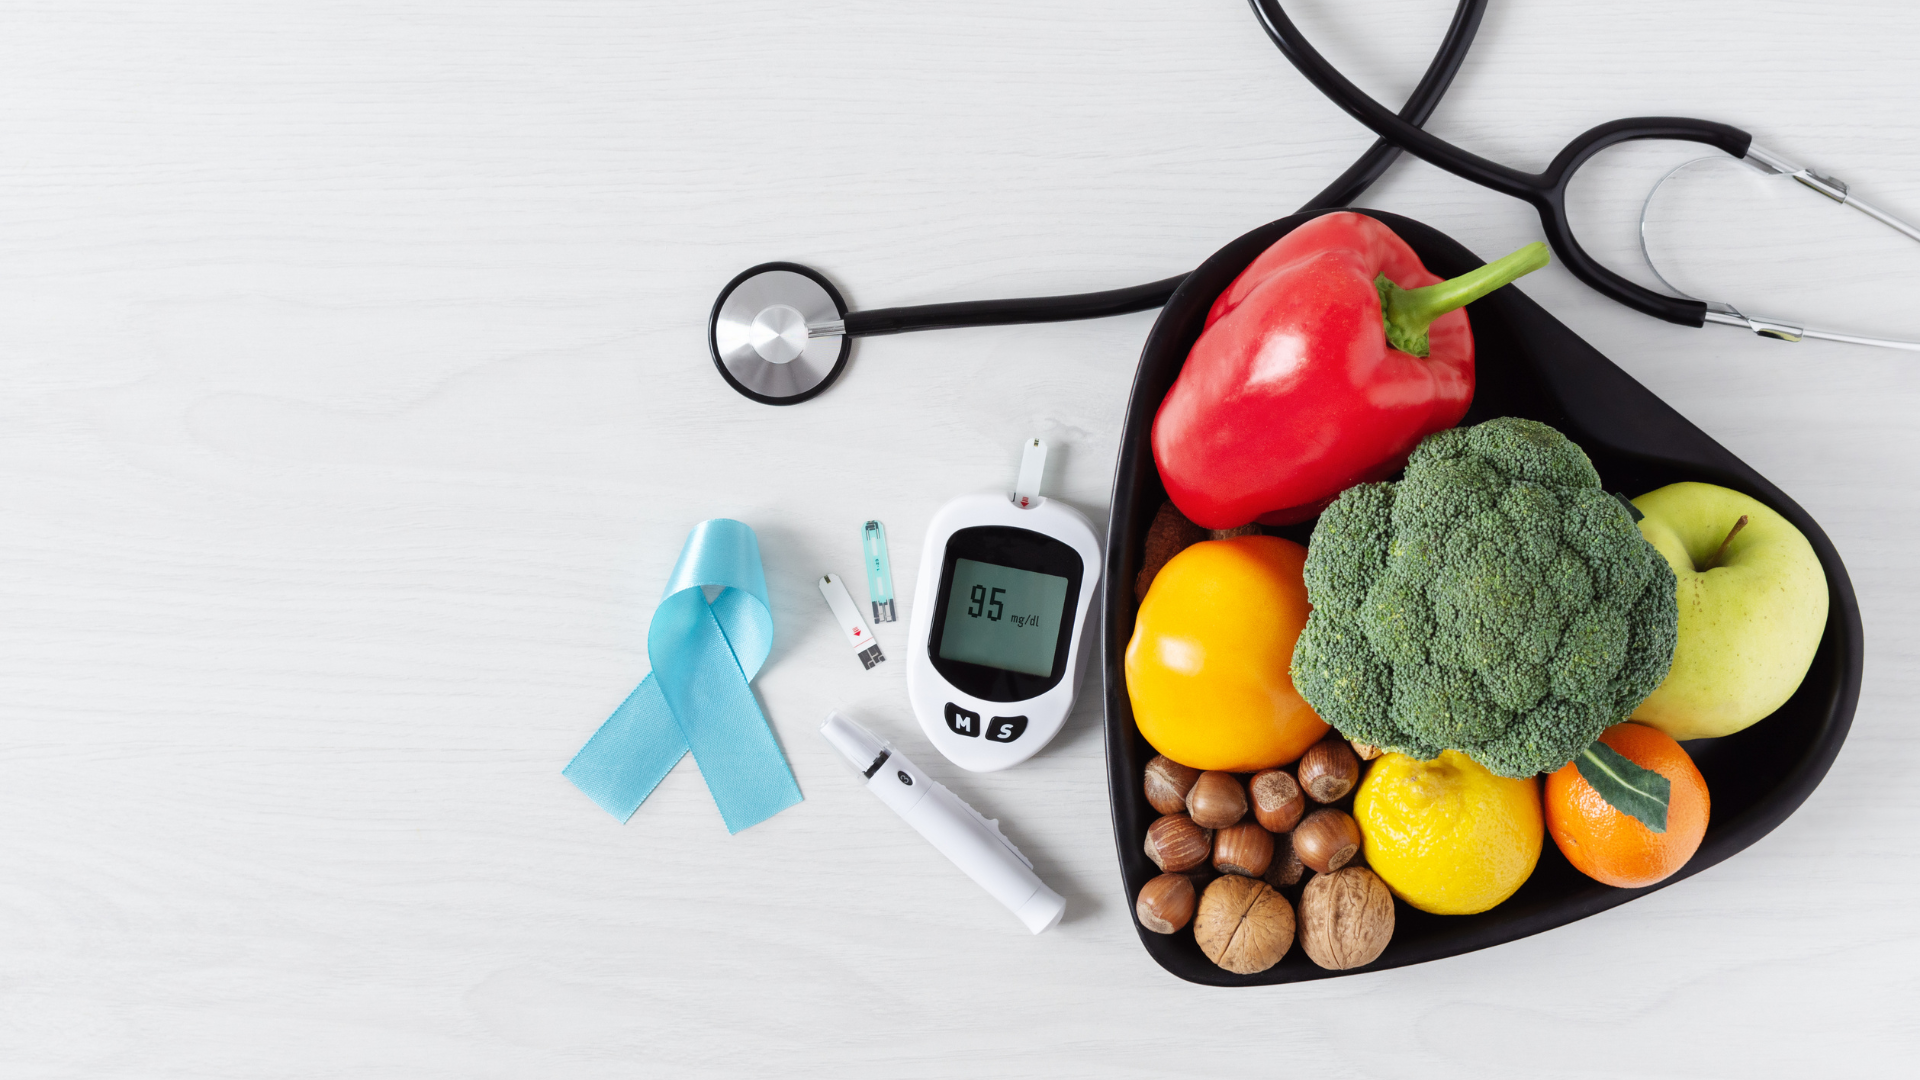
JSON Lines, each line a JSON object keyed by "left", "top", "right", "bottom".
{"left": 2, "top": 1, "right": 1916, "bottom": 1076}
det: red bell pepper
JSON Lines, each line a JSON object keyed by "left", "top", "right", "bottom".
{"left": 1152, "top": 212, "right": 1548, "bottom": 528}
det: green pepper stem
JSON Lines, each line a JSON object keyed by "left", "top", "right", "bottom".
{"left": 1377, "top": 241, "right": 1551, "bottom": 357}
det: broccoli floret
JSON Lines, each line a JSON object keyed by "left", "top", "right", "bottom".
{"left": 1291, "top": 417, "right": 1677, "bottom": 777}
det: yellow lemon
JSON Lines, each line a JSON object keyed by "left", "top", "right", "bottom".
{"left": 1354, "top": 751, "right": 1542, "bottom": 915}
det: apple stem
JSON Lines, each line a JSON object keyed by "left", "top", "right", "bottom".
{"left": 1705, "top": 515, "right": 1750, "bottom": 570}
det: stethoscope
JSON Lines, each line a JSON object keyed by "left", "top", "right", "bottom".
{"left": 709, "top": 0, "right": 1920, "bottom": 407}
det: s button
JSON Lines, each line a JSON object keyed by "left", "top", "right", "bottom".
{"left": 986, "top": 715, "right": 1028, "bottom": 743}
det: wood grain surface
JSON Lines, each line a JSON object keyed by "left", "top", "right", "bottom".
{"left": 1, "top": 2, "right": 1915, "bottom": 1076}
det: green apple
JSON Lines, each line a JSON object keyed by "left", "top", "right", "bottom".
{"left": 1629, "top": 482, "right": 1828, "bottom": 740}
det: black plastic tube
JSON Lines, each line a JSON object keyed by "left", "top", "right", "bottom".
{"left": 840, "top": 0, "right": 1489, "bottom": 338}
{"left": 1293, "top": 0, "right": 1485, "bottom": 213}
{"left": 1249, "top": 0, "right": 1536, "bottom": 198}
{"left": 1248, "top": 0, "right": 1748, "bottom": 326}
{"left": 842, "top": 272, "right": 1190, "bottom": 337}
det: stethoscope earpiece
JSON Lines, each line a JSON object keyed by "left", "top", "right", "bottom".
{"left": 709, "top": 262, "right": 851, "bottom": 406}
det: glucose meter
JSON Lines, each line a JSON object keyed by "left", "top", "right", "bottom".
{"left": 907, "top": 440, "right": 1102, "bottom": 772}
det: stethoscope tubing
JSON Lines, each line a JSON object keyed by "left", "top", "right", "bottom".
{"left": 1247, "top": 0, "right": 1751, "bottom": 327}
{"left": 834, "top": 0, "right": 1491, "bottom": 340}
{"left": 717, "top": 0, "right": 1920, "bottom": 408}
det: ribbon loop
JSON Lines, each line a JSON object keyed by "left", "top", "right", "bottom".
{"left": 563, "top": 519, "right": 802, "bottom": 833}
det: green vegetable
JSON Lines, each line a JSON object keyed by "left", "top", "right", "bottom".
{"left": 1291, "top": 417, "right": 1679, "bottom": 778}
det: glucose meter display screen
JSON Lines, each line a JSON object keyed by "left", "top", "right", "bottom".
{"left": 936, "top": 558, "right": 1071, "bottom": 677}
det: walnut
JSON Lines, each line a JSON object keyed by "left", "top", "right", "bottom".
{"left": 1298, "top": 867, "right": 1395, "bottom": 971}
{"left": 1193, "top": 875, "right": 1295, "bottom": 974}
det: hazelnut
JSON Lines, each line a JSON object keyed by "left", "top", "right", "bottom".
{"left": 1135, "top": 873, "right": 1197, "bottom": 935}
{"left": 1134, "top": 502, "right": 1208, "bottom": 602}
{"left": 1262, "top": 830, "right": 1306, "bottom": 889}
{"left": 1293, "top": 808, "right": 1362, "bottom": 873}
{"left": 1143, "top": 813, "right": 1212, "bottom": 873}
{"left": 1298, "top": 867, "right": 1395, "bottom": 970}
{"left": 1297, "top": 740, "right": 1361, "bottom": 804}
{"left": 1194, "top": 875, "right": 1295, "bottom": 974}
{"left": 1249, "top": 768, "right": 1305, "bottom": 833}
{"left": 1350, "top": 739, "right": 1383, "bottom": 761}
{"left": 1186, "top": 771, "right": 1247, "bottom": 829}
{"left": 1208, "top": 524, "right": 1262, "bottom": 540}
{"left": 1143, "top": 755, "right": 1202, "bottom": 815}
{"left": 1212, "top": 821, "right": 1274, "bottom": 877}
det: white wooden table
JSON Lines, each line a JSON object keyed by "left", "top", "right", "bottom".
{"left": 3, "top": 2, "right": 1916, "bottom": 1075}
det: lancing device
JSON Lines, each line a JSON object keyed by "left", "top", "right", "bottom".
{"left": 820, "top": 711, "right": 1065, "bottom": 934}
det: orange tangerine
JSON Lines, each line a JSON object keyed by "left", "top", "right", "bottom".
{"left": 1546, "top": 722, "right": 1709, "bottom": 888}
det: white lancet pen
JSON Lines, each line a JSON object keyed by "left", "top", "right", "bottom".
{"left": 820, "top": 711, "right": 1065, "bottom": 934}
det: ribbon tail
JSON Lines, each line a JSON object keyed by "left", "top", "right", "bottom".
{"left": 653, "top": 590, "right": 802, "bottom": 834}
{"left": 562, "top": 673, "right": 689, "bottom": 821}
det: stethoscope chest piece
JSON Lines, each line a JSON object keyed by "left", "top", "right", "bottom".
{"left": 709, "top": 262, "right": 850, "bottom": 405}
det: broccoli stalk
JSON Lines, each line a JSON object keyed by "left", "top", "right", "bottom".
{"left": 1291, "top": 417, "right": 1679, "bottom": 795}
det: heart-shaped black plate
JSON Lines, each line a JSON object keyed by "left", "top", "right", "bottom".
{"left": 1103, "top": 209, "right": 1864, "bottom": 985}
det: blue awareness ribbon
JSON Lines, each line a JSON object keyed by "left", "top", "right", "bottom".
{"left": 563, "top": 518, "right": 802, "bottom": 833}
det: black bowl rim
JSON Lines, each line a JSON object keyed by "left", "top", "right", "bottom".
{"left": 1101, "top": 207, "right": 1865, "bottom": 986}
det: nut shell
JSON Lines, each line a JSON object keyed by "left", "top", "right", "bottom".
{"left": 1212, "top": 821, "right": 1275, "bottom": 877}
{"left": 1143, "top": 755, "right": 1202, "bottom": 816}
{"left": 1297, "top": 740, "right": 1361, "bottom": 804}
{"left": 1144, "top": 813, "right": 1212, "bottom": 873}
{"left": 1298, "top": 867, "right": 1395, "bottom": 970}
{"left": 1293, "top": 808, "right": 1362, "bottom": 873}
{"left": 1262, "top": 830, "right": 1306, "bottom": 889}
{"left": 1350, "top": 739, "right": 1383, "bottom": 761}
{"left": 1135, "top": 873, "right": 1197, "bottom": 935}
{"left": 1134, "top": 502, "right": 1208, "bottom": 602}
{"left": 1186, "top": 771, "right": 1247, "bottom": 829}
{"left": 1249, "top": 768, "right": 1305, "bottom": 833}
{"left": 1194, "top": 875, "right": 1295, "bottom": 974}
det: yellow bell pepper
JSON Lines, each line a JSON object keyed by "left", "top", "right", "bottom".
{"left": 1125, "top": 536, "right": 1328, "bottom": 771}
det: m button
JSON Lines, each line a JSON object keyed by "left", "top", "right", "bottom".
{"left": 944, "top": 702, "right": 982, "bottom": 738}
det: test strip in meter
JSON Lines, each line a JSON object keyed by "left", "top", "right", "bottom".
{"left": 819, "top": 573, "right": 886, "bottom": 670}
{"left": 861, "top": 520, "right": 897, "bottom": 622}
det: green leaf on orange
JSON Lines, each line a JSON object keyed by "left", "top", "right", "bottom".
{"left": 1575, "top": 739, "right": 1670, "bottom": 833}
